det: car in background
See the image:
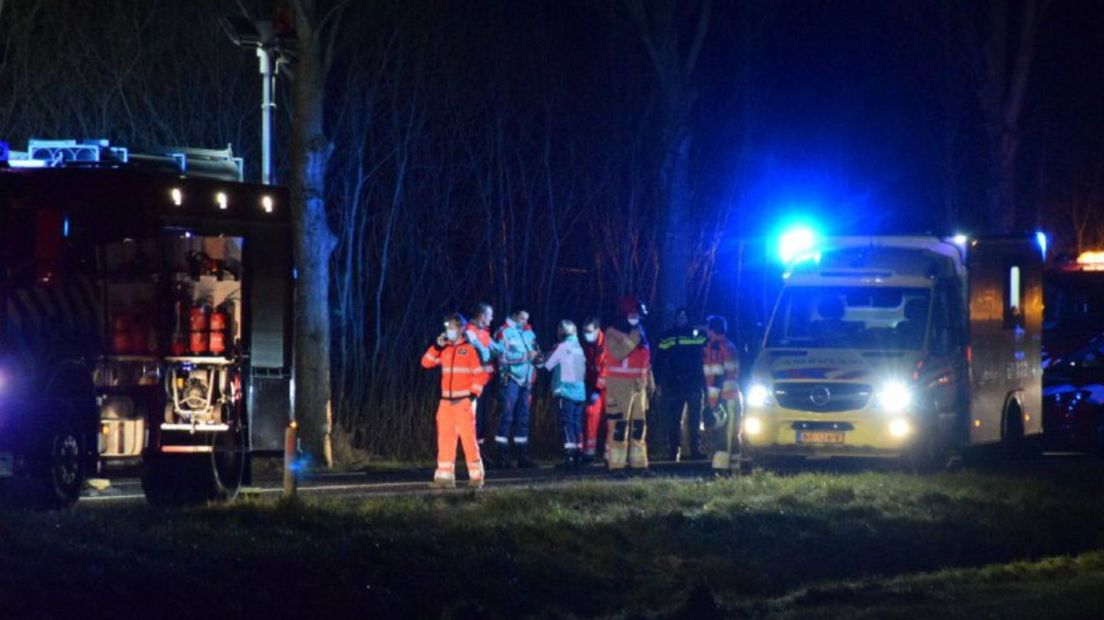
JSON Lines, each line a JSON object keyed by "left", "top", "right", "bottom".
{"left": 1043, "top": 336, "right": 1104, "bottom": 453}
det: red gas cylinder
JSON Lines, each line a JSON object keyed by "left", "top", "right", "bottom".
{"left": 189, "top": 329, "right": 210, "bottom": 355}
{"left": 209, "top": 306, "right": 228, "bottom": 355}
{"left": 189, "top": 302, "right": 211, "bottom": 355}
{"left": 189, "top": 303, "right": 209, "bottom": 332}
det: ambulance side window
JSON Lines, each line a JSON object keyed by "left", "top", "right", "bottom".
{"left": 1004, "top": 262, "right": 1024, "bottom": 330}
{"left": 931, "top": 280, "right": 964, "bottom": 355}
{"left": 930, "top": 284, "right": 952, "bottom": 355}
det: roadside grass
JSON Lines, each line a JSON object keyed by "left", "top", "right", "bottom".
{"left": 750, "top": 550, "right": 1104, "bottom": 619}
{"left": 3, "top": 463, "right": 1104, "bottom": 618}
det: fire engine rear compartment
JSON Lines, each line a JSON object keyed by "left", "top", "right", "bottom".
{"left": 1, "top": 168, "right": 292, "bottom": 500}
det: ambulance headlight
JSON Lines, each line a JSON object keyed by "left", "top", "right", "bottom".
{"left": 746, "top": 384, "right": 771, "bottom": 408}
{"left": 743, "top": 416, "right": 763, "bottom": 436}
{"left": 889, "top": 418, "right": 912, "bottom": 438}
{"left": 876, "top": 381, "right": 912, "bottom": 412}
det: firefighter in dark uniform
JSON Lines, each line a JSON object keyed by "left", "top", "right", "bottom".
{"left": 657, "top": 307, "right": 708, "bottom": 461}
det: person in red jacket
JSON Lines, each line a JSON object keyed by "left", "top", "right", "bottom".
{"left": 702, "top": 315, "right": 743, "bottom": 471}
{"left": 421, "top": 313, "right": 486, "bottom": 489}
{"left": 580, "top": 317, "right": 608, "bottom": 464}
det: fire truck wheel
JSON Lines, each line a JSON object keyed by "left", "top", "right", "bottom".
{"left": 32, "top": 424, "right": 86, "bottom": 510}
{"left": 208, "top": 424, "right": 246, "bottom": 501}
{"left": 142, "top": 426, "right": 245, "bottom": 506}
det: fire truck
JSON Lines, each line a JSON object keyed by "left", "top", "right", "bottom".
{"left": 0, "top": 139, "right": 292, "bottom": 507}
{"left": 737, "top": 234, "right": 1043, "bottom": 467}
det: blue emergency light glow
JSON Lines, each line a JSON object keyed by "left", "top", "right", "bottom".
{"left": 778, "top": 225, "right": 818, "bottom": 264}
{"left": 1036, "top": 231, "right": 1048, "bottom": 258}
{"left": 63, "top": 217, "right": 70, "bottom": 238}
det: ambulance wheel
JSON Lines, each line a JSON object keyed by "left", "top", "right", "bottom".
{"left": 30, "top": 423, "right": 86, "bottom": 510}
{"left": 142, "top": 426, "right": 245, "bottom": 506}
{"left": 1001, "top": 402, "right": 1025, "bottom": 460}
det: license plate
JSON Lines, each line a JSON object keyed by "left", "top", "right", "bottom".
{"left": 796, "top": 431, "right": 845, "bottom": 445}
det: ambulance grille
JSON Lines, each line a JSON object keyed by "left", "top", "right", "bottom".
{"left": 774, "top": 382, "right": 872, "bottom": 412}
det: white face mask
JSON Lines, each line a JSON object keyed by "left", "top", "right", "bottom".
{"left": 584, "top": 332, "right": 598, "bottom": 343}
{"left": 446, "top": 328, "right": 459, "bottom": 342}
{"left": 627, "top": 317, "right": 640, "bottom": 327}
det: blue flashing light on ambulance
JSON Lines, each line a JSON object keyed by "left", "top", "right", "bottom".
{"left": 737, "top": 230, "right": 1044, "bottom": 466}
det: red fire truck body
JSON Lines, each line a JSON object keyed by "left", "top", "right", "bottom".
{"left": 0, "top": 140, "right": 292, "bottom": 507}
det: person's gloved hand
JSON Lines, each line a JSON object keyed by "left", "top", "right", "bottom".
{"left": 589, "top": 392, "right": 600, "bottom": 404}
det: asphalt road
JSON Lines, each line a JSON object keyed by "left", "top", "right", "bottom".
{"left": 80, "top": 451, "right": 1097, "bottom": 506}
{"left": 80, "top": 459, "right": 733, "bottom": 505}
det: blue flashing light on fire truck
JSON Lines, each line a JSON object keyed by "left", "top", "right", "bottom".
{"left": 0, "top": 139, "right": 292, "bottom": 507}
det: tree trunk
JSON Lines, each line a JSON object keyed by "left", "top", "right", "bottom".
{"left": 290, "top": 0, "right": 336, "bottom": 466}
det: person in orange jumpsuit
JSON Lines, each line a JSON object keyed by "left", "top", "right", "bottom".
{"left": 580, "top": 317, "right": 608, "bottom": 464}
{"left": 604, "top": 295, "right": 654, "bottom": 471}
{"left": 421, "top": 313, "right": 486, "bottom": 488}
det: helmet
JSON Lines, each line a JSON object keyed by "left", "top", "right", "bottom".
{"left": 703, "top": 403, "right": 729, "bottom": 431}
{"left": 617, "top": 295, "right": 646, "bottom": 318}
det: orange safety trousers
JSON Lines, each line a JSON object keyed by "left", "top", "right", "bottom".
{"left": 435, "top": 397, "right": 484, "bottom": 482}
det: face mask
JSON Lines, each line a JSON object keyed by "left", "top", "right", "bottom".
{"left": 584, "top": 332, "right": 598, "bottom": 343}
{"left": 446, "top": 328, "right": 459, "bottom": 342}
{"left": 627, "top": 317, "right": 640, "bottom": 327}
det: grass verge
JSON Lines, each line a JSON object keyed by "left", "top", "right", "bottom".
{"left": 2, "top": 462, "right": 1104, "bottom": 618}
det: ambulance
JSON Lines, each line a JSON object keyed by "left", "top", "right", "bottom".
{"left": 739, "top": 234, "right": 1043, "bottom": 466}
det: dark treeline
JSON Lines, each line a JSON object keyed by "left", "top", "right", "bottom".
{"left": 2, "top": 0, "right": 1101, "bottom": 457}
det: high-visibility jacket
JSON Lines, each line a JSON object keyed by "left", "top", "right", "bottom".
{"left": 582, "top": 330, "right": 608, "bottom": 397}
{"left": 421, "top": 337, "right": 486, "bottom": 399}
{"left": 496, "top": 321, "right": 538, "bottom": 386}
{"left": 703, "top": 336, "right": 739, "bottom": 408}
{"left": 605, "top": 325, "right": 651, "bottom": 385}
{"left": 464, "top": 323, "right": 500, "bottom": 386}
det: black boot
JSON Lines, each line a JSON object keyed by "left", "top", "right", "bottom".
{"left": 493, "top": 444, "right": 512, "bottom": 470}
{"left": 555, "top": 450, "right": 574, "bottom": 471}
{"left": 571, "top": 448, "right": 584, "bottom": 470}
{"left": 515, "top": 444, "right": 535, "bottom": 469}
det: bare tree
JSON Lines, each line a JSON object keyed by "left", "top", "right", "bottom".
{"left": 288, "top": 0, "right": 347, "bottom": 466}
{"left": 955, "top": 0, "right": 1049, "bottom": 233}
{"left": 623, "top": 0, "right": 712, "bottom": 326}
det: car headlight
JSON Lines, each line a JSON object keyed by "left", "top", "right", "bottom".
{"left": 746, "top": 384, "right": 771, "bottom": 408}
{"left": 744, "top": 416, "right": 763, "bottom": 436}
{"left": 876, "top": 381, "right": 912, "bottom": 412}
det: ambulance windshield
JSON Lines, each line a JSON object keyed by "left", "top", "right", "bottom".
{"left": 765, "top": 286, "right": 931, "bottom": 351}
